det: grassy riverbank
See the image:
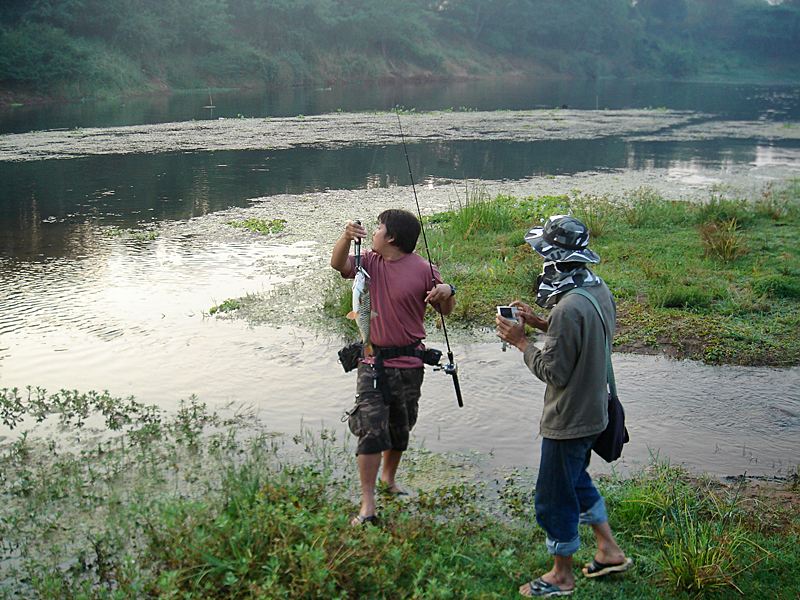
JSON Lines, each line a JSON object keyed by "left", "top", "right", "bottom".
{"left": 327, "top": 181, "right": 800, "bottom": 367}
{"left": 1, "top": 387, "right": 798, "bottom": 598}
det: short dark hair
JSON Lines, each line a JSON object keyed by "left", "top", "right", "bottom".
{"left": 378, "top": 209, "right": 420, "bottom": 254}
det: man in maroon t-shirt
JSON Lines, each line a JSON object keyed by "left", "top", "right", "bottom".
{"left": 331, "top": 209, "right": 455, "bottom": 526}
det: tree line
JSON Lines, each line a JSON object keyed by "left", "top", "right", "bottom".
{"left": 1, "top": 0, "right": 798, "bottom": 100}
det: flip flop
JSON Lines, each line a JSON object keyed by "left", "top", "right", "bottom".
{"left": 378, "top": 482, "right": 409, "bottom": 496}
{"left": 582, "top": 557, "right": 633, "bottom": 578}
{"left": 520, "top": 577, "right": 574, "bottom": 597}
{"left": 350, "top": 514, "right": 378, "bottom": 527}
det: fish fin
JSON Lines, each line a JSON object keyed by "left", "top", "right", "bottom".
{"left": 346, "top": 311, "right": 358, "bottom": 320}
{"left": 364, "top": 343, "right": 374, "bottom": 357}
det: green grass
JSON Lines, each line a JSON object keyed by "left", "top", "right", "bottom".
{"left": 1, "top": 387, "right": 798, "bottom": 598}
{"left": 325, "top": 181, "right": 800, "bottom": 367}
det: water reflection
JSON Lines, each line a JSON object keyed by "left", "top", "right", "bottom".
{"left": 1, "top": 138, "right": 785, "bottom": 261}
{"left": 2, "top": 79, "right": 798, "bottom": 134}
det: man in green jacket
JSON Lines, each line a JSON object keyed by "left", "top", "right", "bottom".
{"left": 496, "top": 215, "right": 632, "bottom": 597}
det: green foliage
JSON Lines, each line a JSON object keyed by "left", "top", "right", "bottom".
{"left": 568, "top": 192, "right": 616, "bottom": 238}
{"left": 699, "top": 218, "right": 747, "bottom": 262}
{"left": 209, "top": 298, "right": 242, "bottom": 314}
{"left": 2, "top": 0, "right": 799, "bottom": 100}
{"left": 227, "top": 217, "right": 287, "bottom": 235}
{"left": 652, "top": 495, "right": 760, "bottom": 595}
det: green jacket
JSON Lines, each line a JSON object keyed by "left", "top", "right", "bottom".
{"left": 522, "top": 281, "right": 615, "bottom": 440}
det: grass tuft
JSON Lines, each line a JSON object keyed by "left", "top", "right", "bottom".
{"left": 699, "top": 218, "right": 747, "bottom": 262}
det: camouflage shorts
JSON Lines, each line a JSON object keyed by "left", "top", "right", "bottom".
{"left": 347, "top": 363, "right": 424, "bottom": 455}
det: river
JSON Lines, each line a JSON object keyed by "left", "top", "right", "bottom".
{"left": 1, "top": 77, "right": 798, "bottom": 479}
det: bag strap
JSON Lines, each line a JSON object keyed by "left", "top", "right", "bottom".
{"left": 564, "top": 288, "right": 617, "bottom": 397}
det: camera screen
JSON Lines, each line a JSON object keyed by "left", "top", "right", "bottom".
{"left": 498, "top": 306, "right": 515, "bottom": 319}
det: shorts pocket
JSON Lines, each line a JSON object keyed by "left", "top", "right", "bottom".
{"left": 347, "top": 403, "right": 364, "bottom": 437}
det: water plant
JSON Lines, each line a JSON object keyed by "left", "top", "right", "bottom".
{"left": 227, "top": 218, "right": 287, "bottom": 235}
{"left": 209, "top": 298, "right": 242, "bottom": 314}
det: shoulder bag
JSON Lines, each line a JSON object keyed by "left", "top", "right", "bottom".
{"left": 565, "top": 288, "right": 629, "bottom": 462}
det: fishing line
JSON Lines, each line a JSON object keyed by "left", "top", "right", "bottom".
{"left": 394, "top": 107, "right": 463, "bottom": 407}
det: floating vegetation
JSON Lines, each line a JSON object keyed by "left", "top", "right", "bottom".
{"left": 209, "top": 298, "right": 242, "bottom": 314}
{"left": 226, "top": 218, "right": 287, "bottom": 235}
{"left": 105, "top": 227, "right": 158, "bottom": 240}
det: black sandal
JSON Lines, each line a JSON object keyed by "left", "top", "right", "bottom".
{"left": 350, "top": 514, "right": 379, "bottom": 527}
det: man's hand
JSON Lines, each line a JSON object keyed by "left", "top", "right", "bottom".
{"left": 344, "top": 220, "right": 367, "bottom": 242}
{"left": 425, "top": 283, "right": 455, "bottom": 315}
{"left": 511, "top": 300, "right": 548, "bottom": 332}
{"left": 331, "top": 220, "right": 367, "bottom": 274}
{"left": 496, "top": 314, "right": 528, "bottom": 352}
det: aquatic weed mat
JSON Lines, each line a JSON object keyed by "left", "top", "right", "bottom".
{"left": 0, "top": 108, "right": 703, "bottom": 162}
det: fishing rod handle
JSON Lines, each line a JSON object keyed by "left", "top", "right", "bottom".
{"left": 451, "top": 371, "right": 464, "bottom": 408}
{"left": 353, "top": 219, "right": 362, "bottom": 268}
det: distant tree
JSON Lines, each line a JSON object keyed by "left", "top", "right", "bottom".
{"left": 637, "top": 0, "right": 688, "bottom": 25}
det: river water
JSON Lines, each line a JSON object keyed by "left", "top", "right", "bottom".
{"left": 1, "top": 78, "right": 799, "bottom": 479}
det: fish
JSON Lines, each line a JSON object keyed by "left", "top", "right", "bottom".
{"left": 347, "top": 266, "right": 374, "bottom": 357}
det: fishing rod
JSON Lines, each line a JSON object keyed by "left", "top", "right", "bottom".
{"left": 394, "top": 108, "right": 463, "bottom": 408}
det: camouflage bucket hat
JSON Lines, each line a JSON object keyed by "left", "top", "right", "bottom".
{"left": 524, "top": 215, "right": 600, "bottom": 264}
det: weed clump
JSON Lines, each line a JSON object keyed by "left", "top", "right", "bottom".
{"left": 227, "top": 218, "right": 287, "bottom": 235}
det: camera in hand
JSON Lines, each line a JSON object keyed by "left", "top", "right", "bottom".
{"left": 497, "top": 306, "right": 518, "bottom": 321}
{"left": 497, "top": 306, "right": 518, "bottom": 352}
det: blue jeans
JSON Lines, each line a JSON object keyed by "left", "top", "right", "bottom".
{"left": 535, "top": 435, "right": 608, "bottom": 556}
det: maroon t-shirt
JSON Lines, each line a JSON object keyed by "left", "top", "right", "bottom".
{"left": 344, "top": 250, "right": 442, "bottom": 368}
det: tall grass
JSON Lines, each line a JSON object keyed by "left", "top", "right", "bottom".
{"left": 619, "top": 187, "right": 691, "bottom": 228}
{"left": 568, "top": 192, "right": 615, "bottom": 238}
{"left": 652, "top": 494, "right": 765, "bottom": 595}
{"left": 440, "top": 184, "right": 519, "bottom": 239}
{"left": 699, "top": 218, "right": 747, "bottom": 262}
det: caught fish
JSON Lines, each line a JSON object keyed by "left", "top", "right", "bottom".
{"left": 347, "top": 266, "right": 374, "bottom": 357}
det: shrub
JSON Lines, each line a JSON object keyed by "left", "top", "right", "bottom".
{"left": 437, "top": 186, "right": 518, "bottom": 239}
{"left": 653, "top": 495, "right": 762, "bottom": 596}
